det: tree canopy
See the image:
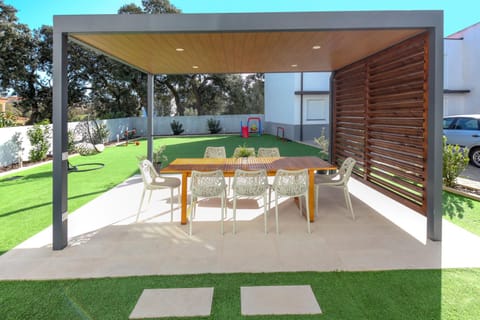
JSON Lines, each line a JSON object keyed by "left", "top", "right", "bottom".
{"left": 0, "top": 0, "right": 264, "bottom": 124}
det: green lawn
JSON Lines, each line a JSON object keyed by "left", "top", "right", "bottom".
{"left": 1, "top": 269, "right": 479, "bottom": 319}
{"left": 0, "top": 134, "right": 320, "bottom": 255}
{"left": 2, "top": 134, "right": 480, "bottom": 319}
{"left": 443, "top": 191, "right": 480, "bottom": 236}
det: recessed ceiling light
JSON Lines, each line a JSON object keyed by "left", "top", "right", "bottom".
{"left": 291, "top": 64, "right": 298, "bottom": 68}
{"left": 312, "top": 45, "right": 321, "bottom": 50}
{"left": 192, "top": 65, "right": 199, "bottom": 69}
{"left": 175, "top": 48, "right": 185, "bottom": 52}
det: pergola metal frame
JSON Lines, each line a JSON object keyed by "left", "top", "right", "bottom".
{"left": 53, "top": 11, "right": 444, "bottom": 250}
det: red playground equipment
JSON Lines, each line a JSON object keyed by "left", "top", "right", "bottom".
{"left": 240, "top": 117, "right": 262, "bottom": 138}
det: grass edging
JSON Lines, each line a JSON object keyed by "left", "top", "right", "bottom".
{"left": 443, "top": 185, "right": 480, "bottom": 202}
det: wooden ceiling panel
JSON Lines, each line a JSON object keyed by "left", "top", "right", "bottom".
{"left": 71, "top": 29, "right": 425, "bottom": 74}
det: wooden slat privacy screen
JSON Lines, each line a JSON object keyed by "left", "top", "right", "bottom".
{"left": 332, "top": 32, "right": 428, "bottom": 215}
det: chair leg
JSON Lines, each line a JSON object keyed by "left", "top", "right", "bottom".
{"left": 147, "top": 189, "right": 153, "bottom": 204}
{"left": 344, "top": 187, "right": 355, "bottom": 220}
{"left": 189, "top": 197, "right": 196, "bottom": 236}
{"left": 220, "top": 196, "right": 225, "bottom": 235}
{"left": 263, "top": 193, "right": 268, "bottom": 234}
{"left": 305, "top": 195, "right": 311, "bottom": 234}
{"left": 136, "top": 188, "right": 146, "bottom": 222}
{"left": 314, "top": 185, "right": 319, "bottom": 217}
{"left": 274, "top": 194, "right": 279, "bottom": 235}
{"left": 299, "top": 196, "right": 303, "bottom": 216}
{"left": 232, "top": 196, "right": 237, "bottom": 235}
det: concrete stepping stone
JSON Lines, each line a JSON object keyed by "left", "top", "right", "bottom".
{"left": 129, "top": 287, "right": 213, "bottom": 319}
{"left": 241, "top": 285, "right": 322, "bottom": 316}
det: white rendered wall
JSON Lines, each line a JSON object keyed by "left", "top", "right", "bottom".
{"left": 264, "top": 73, "right": 297, "bottom": 125}
{"left": 461, "top": 26, "right": 480, "bottom": 114}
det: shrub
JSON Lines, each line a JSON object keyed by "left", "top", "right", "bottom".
{"left": 207, "top": 118, "right": 222, "bottom": 134}
{"left": 27, "top": 123, "right": 51, "bottom": 162}
{"left": 67, "top": 130, "right": 76, "bottom": 154}
{"left": 170, "top": 120, "right": 184, "bottom": 135}
{"left": 443, "top": 135, "right": 469, "bottom": 187}
{"left": 313, "top": 127, "right": 329, "bottom": 160}
{"left": 0, "top": 111, "right": 17, "bottom": 127}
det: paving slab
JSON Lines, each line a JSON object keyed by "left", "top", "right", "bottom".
{"left": 129, "top": 287, "right": 213, "bottom": 319}
{"left": 241, "top": 285, "right": 321, "bottom": 315}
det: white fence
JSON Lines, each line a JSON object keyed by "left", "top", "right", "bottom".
{"left": 0, "top": 114, "right": 263, "bottom": 167}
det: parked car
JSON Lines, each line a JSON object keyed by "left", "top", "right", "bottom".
{"left": 443, "top": 114, "right": 480, "bottom": 167}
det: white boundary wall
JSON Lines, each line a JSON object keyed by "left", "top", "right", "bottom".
{"left": 0, "top": 114, "right": 263, "bottom": 167}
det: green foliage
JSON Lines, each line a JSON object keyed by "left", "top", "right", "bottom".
{"left": 313, "top": 127, "right": 329, "bottom": 160}
{"left": 1, "top": 269, "right": 480, "bottom": 319}
{"left": 443, "top": 135, "right": 469, "bottom": 187}
{"left": 207, "top": 118, "right": 222, "bottom": 134}
{"left": 233, "top": 143, "right": 255, "bottom": 158}
{"left": 170, "top": 119, "right": 184, "bottom": 135}
{"left": 67, "top": 130, "right": 76, "bottom": 154}
{"left": 26, "top": 123, "right": 51, "bottom": 161}
{"left": 0, "top": 111, "right": 17, "bottom": 127}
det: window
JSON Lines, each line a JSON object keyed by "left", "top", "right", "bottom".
{"left": 305, "top": 97, "right": 328, "bottom": 121}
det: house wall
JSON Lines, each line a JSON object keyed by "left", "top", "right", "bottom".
{"left": 264, "top": 72, "right": 331, "bottom": 141}
{"left": 444, "top": 24, "right": 480, "bottom": 115}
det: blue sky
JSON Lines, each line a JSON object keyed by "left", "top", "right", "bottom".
{"left": 6, "top": 0, "right": 480, "bottom": 36}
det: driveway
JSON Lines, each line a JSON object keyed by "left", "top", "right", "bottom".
{"left": 460, "top": 164, "right": 480, "bottom": 181}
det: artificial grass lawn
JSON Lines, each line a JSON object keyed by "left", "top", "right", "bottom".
{"left": 1, "top": 269, "right": 479, "bottom": 319}
{"left": 0, "top": 134, "right": 320, "bottom": 254}
{"left": 443, "top": 191, "right": 480, "bottom": 236}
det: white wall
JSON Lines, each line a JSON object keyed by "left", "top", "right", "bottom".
{"left": 264, "top": 73, "right": 296, "bottom": 124}
{"left": 0, "top": 114, "right": 263, "bottom": 167}
{"left": 265, "top": 72, "right": 331, "bottom": 127}
{"left": 444, "top": 25, "right": 480, "bottom": 115}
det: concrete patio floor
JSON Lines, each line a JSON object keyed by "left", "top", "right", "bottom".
{"left": 1, "top": 175, "right": 480, "bottom": 280}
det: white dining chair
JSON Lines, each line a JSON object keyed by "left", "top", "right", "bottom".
{"left": 137, "top": 159, "right": 181, "bottom": 222}
{"left": 271, "top": 168, "right": 311, "bottom": 234}
{"left": 203, "top": 146, "right": 227, "bottom": 158}
{"left": 189, "top": 170, "right": 228, "bottom": 236}
{"left": 257, "top": 147, "right": 280, "bottom": 157}
{"left": 231, "top": 169, "right": 270, "bottom": 234}
{"left": 314, "top": 157, "right": 356, "bottom": 220}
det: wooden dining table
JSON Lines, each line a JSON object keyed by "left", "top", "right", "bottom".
{"left": 161, "top": 156, "right": 336, "bottom": 225}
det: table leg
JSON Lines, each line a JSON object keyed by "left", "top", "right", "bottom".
{"left": 181, "top": 172, "right": 188, "bottom": 225}
{"left": 308, "top": 170, "right": 316, "bottom": 222}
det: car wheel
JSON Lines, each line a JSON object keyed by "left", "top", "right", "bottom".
{"left": 470, "top": 147, "right": 480, "bottom": 168}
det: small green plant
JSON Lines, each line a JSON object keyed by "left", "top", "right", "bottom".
{"left": 207, "top": 118, "right": 222, "bottom": 134}
{"left": 67, "top": 130, "right": 76, "bottom": 154}
{"left": 0, "top": 111, "right": 17, "bottom": 127}
{"left": 443, "top": 135, "right": 469, "bottom": 188}
{"left": 313, "top": 127, "right": 329, "bottom": 160}
{"left": 137, "top": 145, "right": 168, "bottom": 171}
{"left": 27, "top": 123, "right": 51, "bottom": 162}
{"left": 233, "top": 143, "right": 255, "bottom": 158}
{"left": 170, "top": 120, "right": 184, "bottom": 135}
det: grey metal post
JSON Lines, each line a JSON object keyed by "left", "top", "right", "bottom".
{"left": 147, "top": 74, "right": 154, "bottom": 161}
{"left": 52, "top": 31, "right": 69, "bottom": 250}
{"left": 427, "top": 24, "right": 444, "bottom": 241}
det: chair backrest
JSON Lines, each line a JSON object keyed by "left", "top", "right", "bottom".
{"left": 190, "top": 170, "right": 226, "bottom": 198}
{"left": 204, "top": 146, "right": 227, "bottom": 158}
{"left": 257, "top": 147, "right": 280, "bottom": 157}
{"left": 138, "top": 159, "right": 157, "bottom": 187}
{"left": 337, "top": 157, "right": 356, "bottom": 184}
{"left": 272, "top": 168, "right": 308, "bottom": 197}
{"left": 232, "top": 169, "right": 268, "bottom": 197}
{"left": 232, "top": 147, "right": 256, "bottom": 158}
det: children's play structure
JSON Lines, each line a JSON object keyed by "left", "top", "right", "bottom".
{"left": 240, "top": 117, "right": 262, "bottom": 138}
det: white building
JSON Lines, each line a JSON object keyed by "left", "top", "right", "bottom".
{"left": 264, "top": 72, "right": 331, "bottom": 142}
{"left": 444, "top": 22, "right": 480, "bottom": 116}
{"left": 264, "top": 22, "right": 480, "bottom": 141}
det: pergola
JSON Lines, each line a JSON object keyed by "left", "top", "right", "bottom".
{"left": 52, "top": 11, "right": 444, "bottom": 250}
